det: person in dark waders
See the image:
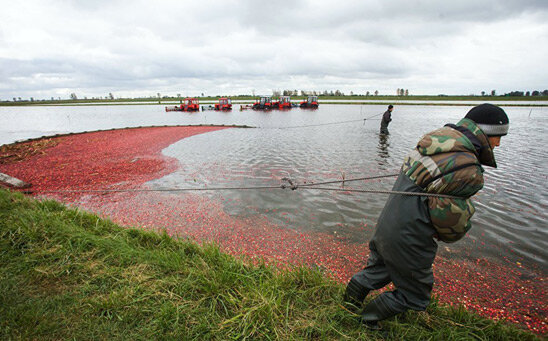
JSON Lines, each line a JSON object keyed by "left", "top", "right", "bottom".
{"left": 345, "top": 103, "right": 509, "bottom": 329}
{"left": 380, "top": 105, "right": 393, "bottom": 134}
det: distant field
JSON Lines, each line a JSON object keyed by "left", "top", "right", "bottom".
{"left": 1, "top": 95, "right": 547, "bottom": 106}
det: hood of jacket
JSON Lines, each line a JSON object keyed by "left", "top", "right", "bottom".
{"left": 416, "top": 118, "right": 497, "bottom": 168}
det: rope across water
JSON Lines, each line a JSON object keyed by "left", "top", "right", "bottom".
{"left": 15, "top": 111, "right": 454, "bottom": 198}
{"left": 257, "top": 112, "right": 383, "bottom": 130}
{"left": 29, "top": 173, "right": 463, "bottom": 199}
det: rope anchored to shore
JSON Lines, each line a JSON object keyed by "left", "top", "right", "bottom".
{"left": 26, "top": 173, "right": 464, "bottom": 199}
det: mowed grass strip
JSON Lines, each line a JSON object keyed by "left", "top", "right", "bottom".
{"left": 0, "top": 189, "right": 539, "bottom": 340}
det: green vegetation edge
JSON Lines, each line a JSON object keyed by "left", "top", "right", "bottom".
{"left": 0, "top": 189, "right": 539, "bottom": 340}
{"left": 2, "top": 95, "right": 547, "bottom": 107}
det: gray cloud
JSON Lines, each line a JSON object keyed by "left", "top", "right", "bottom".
{"left": 0, "top": 0, "right": 547, "bottom": 99}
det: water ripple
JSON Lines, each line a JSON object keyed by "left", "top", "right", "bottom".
{"left": 147, "top": 105, "right": 547, "bottom": 271}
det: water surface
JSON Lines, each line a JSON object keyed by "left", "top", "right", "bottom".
{"left": 1, "top": 104, "right": 546, "bottom": 273}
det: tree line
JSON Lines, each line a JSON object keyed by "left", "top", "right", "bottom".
{"left": 502, "top": 90, "right": 548, "bottom": 97}
{"left": 277, "top": 89, "right": 406, "bottom": 97}
{"left": 6, "top": 89, "right": 548, "bottom": 102}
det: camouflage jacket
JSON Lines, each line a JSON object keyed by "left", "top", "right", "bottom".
{"left": 401, "top": 118, "right": 496, "bottom": 243}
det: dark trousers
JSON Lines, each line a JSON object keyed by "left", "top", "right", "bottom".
{"left": 348, "top": 173, "right": 437, "bottom": 321}
{"left": 350, "top": 240, "right": 434, "bottom": 321}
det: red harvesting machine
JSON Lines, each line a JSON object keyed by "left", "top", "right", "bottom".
{"left": 215, "top": 97, "right": 232, "bottom": 110}
{"left": 299, "top": 96, "right": 319, "bottom": 108}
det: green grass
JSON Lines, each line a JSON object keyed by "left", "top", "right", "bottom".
{"left": 0, "top": 189, "right": 539, "bottom": 340}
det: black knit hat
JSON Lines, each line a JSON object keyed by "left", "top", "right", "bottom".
{"left": 465, "top": 103, "right": 509, "bottom": 136}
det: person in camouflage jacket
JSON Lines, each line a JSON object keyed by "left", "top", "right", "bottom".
{"left": 344, "top": 104, "right": 509, "bottom": 329}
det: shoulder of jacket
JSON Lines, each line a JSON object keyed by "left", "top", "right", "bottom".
{"left": 417, "top": 126, "right": 476, "bottom": 156}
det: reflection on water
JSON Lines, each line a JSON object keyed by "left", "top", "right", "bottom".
{"left": 1, "top": 103, "right": 546, "bottom": 274}
{"left": 377, "top": 133, "right": 391, "bottom": 164}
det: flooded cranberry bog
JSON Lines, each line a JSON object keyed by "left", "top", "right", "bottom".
{"left": 0, "top": 104, "right": 546, "bottom": 334}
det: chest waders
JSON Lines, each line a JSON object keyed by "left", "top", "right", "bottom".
{"left": 380, "top": 120, "right": 390, "bottom": 134}
{"left": 345, "top": 173, "right": 438, "bottom": 324}
{"left": 380, "top": 111, "right": 391, "bottom": 134}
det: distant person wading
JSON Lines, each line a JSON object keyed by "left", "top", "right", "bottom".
{"left": 380, "top": 105, "right": 393, "bottom": 134}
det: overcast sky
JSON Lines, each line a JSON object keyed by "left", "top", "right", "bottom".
{"left": 1, "top": 0, "right": 547, "bottom": 100}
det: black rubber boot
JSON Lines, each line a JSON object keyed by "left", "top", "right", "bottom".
{"left": 362, "top": 319, "right": 382, "bottom": 331}
{"left": 343, "top": 278, "right": 369, "bottom": 312}
{"left": 360, "top": 297, "right": 399, "bottom": 330}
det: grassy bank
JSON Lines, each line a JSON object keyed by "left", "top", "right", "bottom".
{"left": 0, "top": 189, "right": 538, "bottom": 340}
